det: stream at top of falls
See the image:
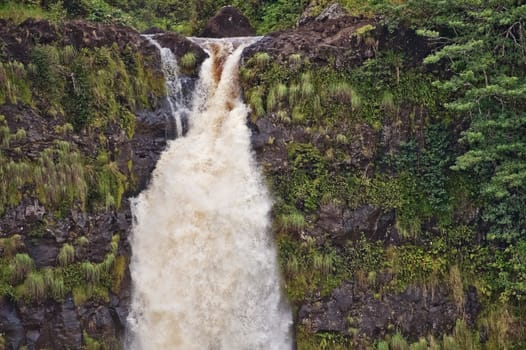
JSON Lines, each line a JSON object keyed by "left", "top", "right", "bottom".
{"left": 126, "top": 36, "right": 293, "bottom": 349}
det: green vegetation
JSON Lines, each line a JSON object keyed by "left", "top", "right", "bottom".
{"left": 0, "top": 232, "right": 122, "bottom": 305}
{"left": 236, "top": 2, "right": 526, "bottom": 347}
{"left": 0, "top": 41, "right": 164, "bottom": 215}
{"left": 1, "top": 0, "right": 526, "bottom": 349}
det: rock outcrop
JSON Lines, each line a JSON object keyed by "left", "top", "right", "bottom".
{"left": 299, "top": 283, "right": 481, "bottom": 341}
{"left": 201, "top": 6, "right": 256, "bottom": 37}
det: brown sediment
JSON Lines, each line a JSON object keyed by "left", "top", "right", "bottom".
{"left": 210, "top": 43, "right": 226, "bottom": 84}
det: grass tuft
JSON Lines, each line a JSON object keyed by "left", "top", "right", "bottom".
{"left": 57, "top": 243, "right": 75, "bottom": 267}
{"left": 13, "top": 253, "right": 34, "bottom": 281}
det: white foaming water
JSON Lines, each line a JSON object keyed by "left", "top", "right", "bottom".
{"left": 143, "top": 35, "right": 187, "bottom": 137}
{"left": 127, "top": 37, "right": 293, "bottom": 349}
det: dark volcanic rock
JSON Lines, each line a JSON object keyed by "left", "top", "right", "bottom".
{"left": 26, "top": 238, "right": 59, "bottom": 267}
{"left": 343, "top": 205, "right": 398, "bottom": 243}
{"left": 244, "top": 16, "right": 379, "bottom": 68}
{"left": 52, "top": 298, "right": 82, "bottom": 349}
{"left": 0, "top": 19, "right": 144, "bottom": 63}
{"left": 150, "top": 31, "right": 208, "bottom": 67}
{"left": 0, "top": 298, "right": 25, "bottom": 349}
{"left": 311, "top": 203, "right": 398, "bottom": 244}
{"left": 243, "top": 15, "right": 430, "bottom": 69}
{"left": 299, "top": 283, "right": 464, "bottom": 341}
{"left": 202, "top": 6, "right": 256, "bottom": 38}
{"left": 316, "top": 3, "right": 349, "bottom": 22}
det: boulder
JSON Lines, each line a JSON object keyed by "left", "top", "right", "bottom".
{"left": 343, "top": 205, "right": 398, "bottom": 243}
{"left": 316, "top": 3, "right": 349, "bottom": 22}
{"left": 150, "top": 32, "right": 207, "bottom": 65}
{"left": 201, "top": 6, "right": 256, "bottom": 38}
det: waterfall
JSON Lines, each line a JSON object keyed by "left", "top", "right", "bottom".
{"left": 127, "top": 37, "right": 293, "bottom": 349}
{"left": 143, "top": 35, "right": 188, "bottom": 138}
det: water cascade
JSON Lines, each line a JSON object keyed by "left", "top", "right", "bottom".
{"left": 127, "top": 37, "right": 293, "bottom": 349}
{"left": 143, "top": 35, "right": 188, "bottom": 138}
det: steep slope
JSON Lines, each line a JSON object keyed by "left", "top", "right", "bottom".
{"left": 240, "top": 9, "right": 525, "bottom": 349}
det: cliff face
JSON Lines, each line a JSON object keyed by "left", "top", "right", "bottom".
{"left": 240, "top": 11, "right": 491, "bottom": 349}
{"left": 0, "top": 18, "right": 207, "bottom": 348}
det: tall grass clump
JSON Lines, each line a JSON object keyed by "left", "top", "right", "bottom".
{"left": 43, "top": 268, "right": 65, "bottom": 301}
{"left": 276, "top": 83, "right": 288, "bottom": 100}
{"left": 292, "top": 106, "right": 306, "bottom": 124}
{"left": 247, "top": 88, "right": 265, "bottom": 119}
{"left": 278, "top": 211, "right": 307, "bottom": 232}
{"left": 409, "top": 338, "right": 428, "bottom": 350}
{"left": 179, "top": 52, "right": 197, "bottom": 74}
{"left": 448, "top": 265, "right": 464, "bottom": 312}
{"left": 82, "top": 262, "right": 101, "bottom": 284}
{"left": 253, "top": 52, "right": 271, "bottom": 68}
{"left": 13, "top": 253, "right": 34, "bottom": 281}
{"left": 376, "top": 340, "right": 389, "bottom": 350}
{"left": 110, "top": 234, "right": 119, "bottom": 254}
{"left": 60, "top": 45, "right": 78, "bottom": 65}
{"left": 23, "top": 271, "right": 46, "bottom": 301}
{"left": 391, "top": 333, "right": 409, "bottom": 350}
{"left": 300, "top": 72, "right": 315, "bottom": 99}
{"left": 101, "top": 252, "right": 116, "bottom": 272}
{"left": 381, "top": 91, "right": 396, "bottom": 113}
{"left": 285, "top": 255, "right": 300, "bottom": 277}
{"left": 289, "top": 53, "right": 302, "bottom": 68}
{"left": 57, "top": 243, "right": 75, "bottom": 266}
{"left": 451, "top": 319, "right": 480, "bottom": 349}
{"left": 289, "top": 83, "right": 300, "bottom": 107}
{"left": 313, "top": 252, "right": 335, "bottom": 275}
{"left": 266, "top": 88, "right": 277, "bottom": 112}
